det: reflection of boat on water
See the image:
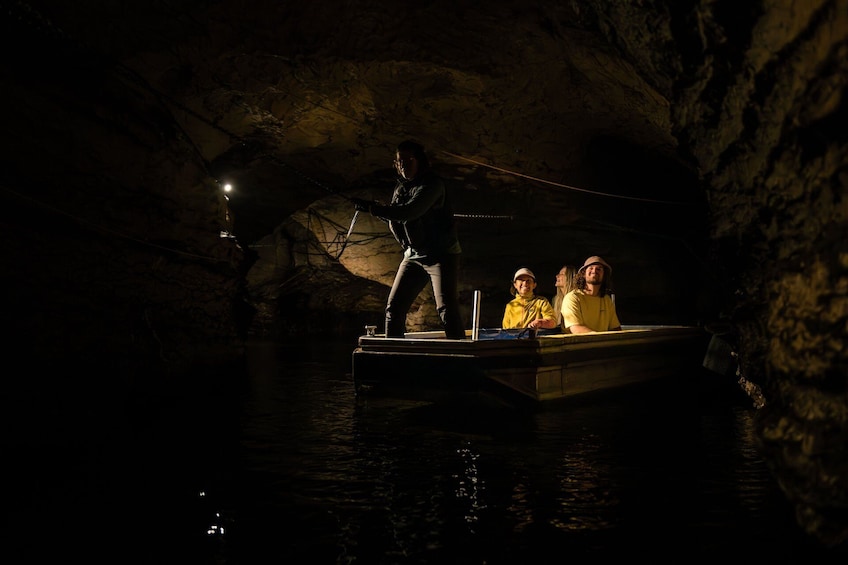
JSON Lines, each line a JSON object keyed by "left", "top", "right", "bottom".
{"left": 352, "top": 324, "right": 710, "bottom": 406}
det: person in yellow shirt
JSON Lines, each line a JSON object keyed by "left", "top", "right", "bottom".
{"left": 502, "top": 268, "right": 557, "bottom": 330}
{"left": 561, "top": 256, "right": 622, "bottom": 333}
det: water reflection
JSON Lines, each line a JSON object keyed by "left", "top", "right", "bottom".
{"left": 11, "top": 338, "right": 839, "bottom": 563}
{"left": 552, "top": 433, "right": 617, "bottom": 532}
{"left": 454, "top": 442, "right": 485, "bottom": 528}
{"left": 214, "top": 338, "right": 848, "bottom": 562}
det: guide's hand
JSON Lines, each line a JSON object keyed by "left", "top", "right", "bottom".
{"left": 351, "top": 198, "right": 374, "bottom": 212}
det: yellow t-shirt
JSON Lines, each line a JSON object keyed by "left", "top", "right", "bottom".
{"left": 561, "top": 289, "right": 621, "bottom": 332}
{"left": 502, "top": 295, "right": 556, "bottom": 329}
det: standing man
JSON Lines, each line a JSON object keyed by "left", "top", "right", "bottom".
{"left": 561, "top": 256, "right": 622, "bottom": 333}
{"left": 351, "top": 140, "right": 465, "bottom": 339}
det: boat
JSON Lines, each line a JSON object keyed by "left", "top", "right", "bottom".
{"left": 352, "top": 324, "right": 710, "bottom": 407}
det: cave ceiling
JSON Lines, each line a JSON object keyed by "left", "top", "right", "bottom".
{"left": 16, "top": 0, "right": 703, "bottom": 247}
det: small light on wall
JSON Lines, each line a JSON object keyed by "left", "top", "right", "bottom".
{"left": 223, "top": 183, "right": 233, "bottom": 193}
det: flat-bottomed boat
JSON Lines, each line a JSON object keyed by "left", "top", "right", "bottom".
{"left": 352, "top": 324, "right": 709, "bottom": 406}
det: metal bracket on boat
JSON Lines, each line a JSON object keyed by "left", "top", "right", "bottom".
{"left": 472, "top": 290, "right": 482, "bottom": 340}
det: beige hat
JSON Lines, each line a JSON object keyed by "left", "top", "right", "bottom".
{"left": 513, "top": 267, "right": 536, "bottom": 281}
{"left": 579, "top": 256, "right": 612, "bottom": 274}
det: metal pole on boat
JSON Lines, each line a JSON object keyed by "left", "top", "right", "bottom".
{"left": 472, "top": 290, "right": 481, "bottom": 341}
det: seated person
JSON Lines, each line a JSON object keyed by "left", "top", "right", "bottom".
{"left": 561, "top": 256, "right": 622, "bottom": 333}
{"left": 552, "top": 264, "right": 578, "bottom": 331}
{"left": 502, "top": 268, "right": 557, "bottom": 330}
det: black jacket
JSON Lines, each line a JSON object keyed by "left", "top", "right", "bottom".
{"left": 370, "top": 171, "right": 461, "bottom": 258}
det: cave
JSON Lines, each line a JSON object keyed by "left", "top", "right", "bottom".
{"left": 3, "top": 0, "right": 846, "bottom": 550}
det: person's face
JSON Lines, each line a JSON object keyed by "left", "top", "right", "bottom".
{"left": 555, "top": 269, "right": 568, "bottom": 287}
{"left": 584, "top": 264, "right": 605, "bottom": 284}
{"left": 394, "top": 151, "right": 418, "bottom": 180}
{"left": 514, "top": 276, "right": 536, "bottom": 297}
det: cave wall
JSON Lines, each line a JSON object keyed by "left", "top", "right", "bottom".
{"left": 577, "top": 1, "right": 848, "bottom": 546}
{"left": 2, "top": 11, "right": 249, "bottom": 382}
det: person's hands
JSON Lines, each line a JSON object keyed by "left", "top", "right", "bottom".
{"left": 528, "top": 319, "right": 554, "bottom": 330}
{"left": 351, "top": 197, "right": 374, "bottom": 212}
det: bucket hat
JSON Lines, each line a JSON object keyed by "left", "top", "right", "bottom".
{"left": 578, "top": 256, "right": 612, "bottom": 274}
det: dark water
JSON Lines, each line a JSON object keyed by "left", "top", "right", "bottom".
{"left": 6, "top": 338, "right": 845, "bottom": 563}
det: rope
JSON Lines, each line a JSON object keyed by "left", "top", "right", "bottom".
{"left": 440, "top": 150, "right": 692, "bottom": 205}
{"left": 454, "top": 213, "right": 513, "bottom": 220}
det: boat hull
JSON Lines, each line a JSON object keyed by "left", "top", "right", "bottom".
{"left": 352, "top": 325, "right": 708, "bottom": 405}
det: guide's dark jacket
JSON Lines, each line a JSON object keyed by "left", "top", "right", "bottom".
{"left": 369, "top": 170, "right": 461, "bottom": 259}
